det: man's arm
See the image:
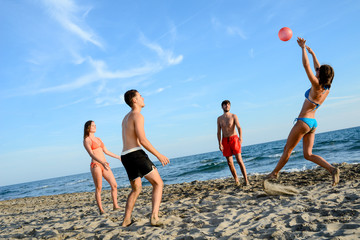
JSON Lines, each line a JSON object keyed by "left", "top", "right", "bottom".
{"left": 217, "top": 117, "right": 223, "bottom": 152}
{"left": 234, "top": 114, "right": 242, "bottom": 144}
{"left": 134, "top": 112, "right": 169, "bottom": 166}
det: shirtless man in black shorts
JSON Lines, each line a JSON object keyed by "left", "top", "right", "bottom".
{"left": 121, "top": 89, "right": 170, "bottom": 227}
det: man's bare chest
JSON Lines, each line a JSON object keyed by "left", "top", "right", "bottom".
{"left": 221, "top": 117, "right": 234, "bottom": 127}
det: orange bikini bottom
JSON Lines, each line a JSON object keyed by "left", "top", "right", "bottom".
{"left": 90, "top": 162, "right": 109, "bottom": 172}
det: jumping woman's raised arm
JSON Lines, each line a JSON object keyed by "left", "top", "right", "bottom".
{"left": 306, "top": 45, "right": 320, "bottom": 71}
{"left": 297, "top": 37, "right": 319, "bottom": 87}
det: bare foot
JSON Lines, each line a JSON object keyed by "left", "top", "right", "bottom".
{"left": 122, "top": 218, "right": 134, "bottom": 227}
{"left": 150, "top": 217, "right": 164, "bottom": 227}
{"left": 266, "top": 172, "right": 278, "bottom": 180}
{"left": 332, "top": 167, "right": 340, "bottom": 186}
{"left": 113, "top": 207, "right": 121, "bottom": 211}
{"left": 235, "top": 180, "right": 240, "bottom": 186}
{"left": 244, "top": 181, "right": 250, "bottom": 186}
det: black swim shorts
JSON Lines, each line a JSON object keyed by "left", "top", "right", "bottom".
{"left": 121, "top": 149, "right": 156, "bottom": 181}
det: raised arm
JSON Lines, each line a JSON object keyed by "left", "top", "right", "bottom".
{"left": 134, "top": 112, "right": 169, "bottom": 166}
{"left": 306, "top": 45, "right": 320, "bottom": 70}
{"left": 297, "top": 37, "right": 319, "bottom": 87}
{"left": 234, "top": 114, "right": 242, "bottom": 144}
{"left": 83, "top": 138, "right": 109, "bottom": 170}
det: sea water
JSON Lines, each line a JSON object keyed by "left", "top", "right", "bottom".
{"left": 1, "top": 127, "right": 359, "bottom": 201}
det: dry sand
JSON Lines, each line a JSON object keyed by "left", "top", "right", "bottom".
{"left": 0, "top": 162, "right": 359, "bottom": 239}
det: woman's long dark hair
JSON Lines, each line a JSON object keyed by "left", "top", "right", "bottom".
{"left": 319, "top": 64, "right": 334, "bottom": 90}
{"left": 83, "top": 120, "right": 93, "bottom": 140}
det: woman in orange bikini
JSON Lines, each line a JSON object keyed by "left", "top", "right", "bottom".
{"left": 83, "top": 120, "right": 121, "bottom": 214}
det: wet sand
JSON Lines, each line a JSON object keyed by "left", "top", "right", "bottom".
{"left": 1, "top": 162, "right": 359, "bottom": 239}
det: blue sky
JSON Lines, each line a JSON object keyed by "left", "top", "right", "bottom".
{"left": 1, "top": 0, "right": 360, "bottom": 186}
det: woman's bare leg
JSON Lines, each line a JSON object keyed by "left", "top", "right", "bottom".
{"left": 303, "top": 130, "right": 340, "bottom": 186}
{"left": 91, "top": 166, "right": 104, "bottom": 214}
{"left": 268, "top": 121, "right": 309, "bottom": 178}
{"left": 103, "top": 168, "right": 120, "bottom": 210}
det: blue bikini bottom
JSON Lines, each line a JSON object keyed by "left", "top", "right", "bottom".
{"left": 295, "top": 117, "right": 318, "bottom": 130}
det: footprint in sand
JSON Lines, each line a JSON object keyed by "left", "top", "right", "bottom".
{"left": 263, "top": 180, "right": 299, "bottom": 196}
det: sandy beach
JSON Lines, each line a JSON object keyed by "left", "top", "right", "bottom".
{"left": 1, "top": 162, "right": 359, "bottom": 239}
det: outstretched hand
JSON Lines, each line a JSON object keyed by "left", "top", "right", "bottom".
{"left": 158, "top": 154, "right": 170, "bottom": 166}
{"left": 306, "top": 45, "right": 314, "bottom": 55}
{"left": 297, "top": 37, "right": 306, "bottom": 48}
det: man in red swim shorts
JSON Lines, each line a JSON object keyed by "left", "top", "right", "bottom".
{"left": 217, "top": 100, "right": 249, "bottom": 186}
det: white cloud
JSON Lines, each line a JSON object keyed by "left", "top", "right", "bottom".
{"left": 34, "top": 57, "right": 160, "bottom": 94}
{"left": 327, "top": 96, "right": 356, "bottom": 100}
{"left": 324, "top": 96, "right": 360, "bottom": 109}
{"left": 95, "top": 95, "right": 124, "bottom": 107}
{"left": 30, "top": 38, "right": 181, "bottom": 94}
{"left": 226, "top": 26, "right": 247, "bottom": 40}
{"left": 41, "top": 0, "right": 103, "bottom": 48}
{"left": 140, "top": 35, "right": 183, "bottom": 66}
{"left": 211, "top": 17, "right": 221, "bottom": 28}
{"left": 191, "top": 104, "right": 201, "bottom": 108}
{"left": 249, "top": 48, "right": 255, "bottom": 58}
{"left": 168, "top": 21, "right": 178, "bottom": 42}
{"left": 211, "top": 18, "right": 247, "bottom": 40}
{"left": 70, "top": 51, "right": 86, "bottom": 65}
{"left": 183, "top": 75, "right": 206, "bottom": 83}
{"left": 143, "top": 87, "right": 169, "bottom": 97}
{"left": 22, "top": 27, "right": 183, "bottom": 106}
{"left": 53, "top": 97, "right": 89, "bottom": 109}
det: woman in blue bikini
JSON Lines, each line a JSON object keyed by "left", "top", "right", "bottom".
{"left": 268, "top": 37, "right": 340, "bottom": 186}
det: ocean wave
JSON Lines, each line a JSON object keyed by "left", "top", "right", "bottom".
{"left": 286, "top": 165, "right": 308, "bottom": 172}
{"left": 244, "top": 156, "right": 256, "bottom": 161}
{"left": 200, "top": 157, "right": 221, "bottom": 164}
{"left": 267, "top": 153, "right": 283, "bottom": 158}
{"left": 0, "top": 188, "right": 17, "bottom": 196}
{"left": 66, "top": 179, "right": 90, "bottom": 185}
{"left": 178, "top": 161, "right": 227, "bottom": 177}
{"left": 246, "top": 150, "right": 299, "bottom": 161}
{"left": 35, "top": 185, "right": 50, "bottom": 190}
{"left": 316, "top": 139, "right": 349, "bottom": 145}
{"left": 348, "top": 145, "right": 360, "bottom": 151}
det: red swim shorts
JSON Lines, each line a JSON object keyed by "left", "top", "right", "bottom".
{"left": 222, "top": 135, "right": 241, "bottom": 157}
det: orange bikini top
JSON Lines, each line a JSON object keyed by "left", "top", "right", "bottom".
{"left": 91, "top": 137, "right": 104, "bottom": 150}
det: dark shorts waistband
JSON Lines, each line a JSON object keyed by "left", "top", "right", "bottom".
{"left": 121, "top": 149, "right": 156, "bottom": 181}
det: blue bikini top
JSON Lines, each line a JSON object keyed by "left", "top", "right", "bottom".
{"left": 305, "top": 88, "right": 320, "bottom": 110}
